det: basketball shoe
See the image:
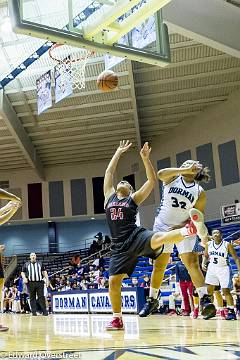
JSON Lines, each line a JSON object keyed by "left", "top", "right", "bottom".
{"left": 201, "top": 294, "right": 216, "bottom": 320}
{"left": 225, "top": 309, "right": 237, "bottom": 320}
{"left": 139, "top": 297, "right": 159, "bottom": 317}
{"left": 105, "top": 317, "right": 124, "bottom": 330}
{"left": 189, "top": 208, "right": 208, "bottom": 240}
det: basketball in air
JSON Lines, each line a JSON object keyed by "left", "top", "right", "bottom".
{"left": 97, "top": 70, "right": 118, "bottom": 92}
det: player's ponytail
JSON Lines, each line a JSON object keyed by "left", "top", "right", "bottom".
{"left": 195, "top": 166, "right": 211, "bottom": 183}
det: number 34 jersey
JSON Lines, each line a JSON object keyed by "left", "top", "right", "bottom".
{"left": 154, "top": 176, "right": 203, "bottom": 229}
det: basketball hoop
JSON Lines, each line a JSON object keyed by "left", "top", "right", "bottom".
{"left": 49, "top": 43, "right": 94, "bottom": 91}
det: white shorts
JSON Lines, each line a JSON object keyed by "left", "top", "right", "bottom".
{"left": 153, "top": 222, "right": 199, "bottom": 255}
{"left": 205, "top": 265, "right": 232, "bottom": 289}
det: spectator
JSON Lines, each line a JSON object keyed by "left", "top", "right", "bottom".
{"left": 168, "top": 276, "right": 182, "bottom": 315}
{"left": 89, "top": 240, "right": 98, "bottom": 255}
{"left": 175, "top": 260, "right": 193, "bottom": 316}
{"left": 98, "top": 277, "right": 108, "bottom": 289}
{"left": 141, "top": 275, "right": 150, "bottom": 288}
{"left": 70, "top": 255, "right": 81, "bottom": 267}
{"left": 131, "top": 277, "right": 139, "bottom": 287}
{"left": 3, "top": 287, "right": 13, "bottom": 313}
{"left": 11, "top": 284, "right": 21, "bottom": 313}
{"left": 232, "top": 273, "right": 240, "bottom": 316}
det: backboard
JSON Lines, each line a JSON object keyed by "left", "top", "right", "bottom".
{"left": 9, "top": 0, "right": 172, "bottom": 67}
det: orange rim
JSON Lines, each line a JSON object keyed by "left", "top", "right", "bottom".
{"left": 49, "top": 43, "right": 94, "bottom": 64}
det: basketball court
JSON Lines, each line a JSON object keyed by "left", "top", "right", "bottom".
{"left": 1, "top": 313, "right": 240, "bottom": 359}
{"left": 0, "top": 0, "right": 240, "bottom": 359}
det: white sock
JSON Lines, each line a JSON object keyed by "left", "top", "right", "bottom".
{"left": 149, "top": 287, "right": 159, "bottom": 299}
{"left": 113, "top": 312, "right": 122, "bottom": 318}
{"left": 217, "top": 307, "right": 223, "bottom": 310}
{"left": 196, "top": 286, "right": 208, "bottom": 298}
{"left": 227, "top": 306, "right": 234, "bottom": 309}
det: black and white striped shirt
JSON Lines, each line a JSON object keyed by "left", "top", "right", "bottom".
{"left": 22, "top": 261, "right": 45, "bottom": 282}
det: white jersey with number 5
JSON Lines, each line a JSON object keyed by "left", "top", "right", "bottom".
{"left": 208, "top": 240, "right": 229, "bottom": 267}
{"left": 154, "top": 176, "right": 203, "bottom": 228}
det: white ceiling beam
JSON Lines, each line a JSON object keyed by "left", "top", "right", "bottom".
{"left": 139, "top": 101, "right": 222, "bottom": 116}
{"left": 163, "top": 0, "right": 240, "bottom": 58}
{"left": 39, "top": 145, "right": 118, "bottom": 156}
{"left": 135, "top": 67, "right": 240, "bottom": 88}
{"left": 32, "top": 128, "right": 137, "bottom": 145}
{"left": 137, "top": 80, "right": 240, "bottom": 101}
{"left": 11, "top": 85, "right": 131, "bottom": 107}
{"left": 137, "top": 80, "right": 240, "bottom": 100}
{"left": 5, "top": 70, "right": 129, "bottom": 95}
{"left": 36, "top": 137, "right": 137, "bottom": 151}
{"left": 28, "top": 119, "right": 135, "bottom": 137}
{"left": 43, "top": 154, "right": 114, "bottom": 164}
{"left": 22, "top": 109, "right": 135, "bottom": 128}
{"left": 16, "top": 98, "right": 132, "bottom": 118}
{"left": 133, "top": 54, "right": 231, "bottom": 74}
{"left": 139, "top": 96, "right": 227, "bottom": 112}
{"left": 140, "top": 111, "right": 203, "bottom": 122}
{"left": 0, "top": 90, "right": 45, "bottom": 179}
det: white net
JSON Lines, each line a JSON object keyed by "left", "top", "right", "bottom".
{"left": 49, "top": 44, "right": 93, "bottom": 91}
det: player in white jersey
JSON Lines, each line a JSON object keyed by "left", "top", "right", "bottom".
{"left": 139, "top": 160, "right": 215, "bottom": 319}
{"left": 202, "top": 229, "right": 240, "bottom": 320}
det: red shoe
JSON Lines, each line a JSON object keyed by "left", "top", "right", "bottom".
{"left": 168, "top": 310, "right": 177, "bottom": 316}
{"left": 220, "top": 309, "right": 226, "bottom": 320}
{"left": 193, "top": 307, "right": 199, "bottom": 319}
{"left": 105, "top": 317, "right": 124, "bottom": 331}
{"left": 181, "top": 310, "right": 190, "bottom": 316}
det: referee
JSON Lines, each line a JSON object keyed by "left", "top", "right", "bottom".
{"left": 21, "top": 253, "right": 49, "bottom": 316}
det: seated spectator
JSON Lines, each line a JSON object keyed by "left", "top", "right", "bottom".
{"left": 67, "top": 266, "right": 76, "bottom": 276}
{"left": 71, "top": 283, "right": 79, "bottom": 291}
{"left": 131, "top": 277, "right": 139, "bottom": 287}
{"left": 3, "top": 287, "right": 13, "bottom": 313}
{"left": 11, "top": 285, "right": 21, "bottom": 314}
{"left": 88, "top": 277, "right": 98, "bottom": 289}
{"left": 49, "top": 275, "right": 58, "bottom": 291}
{"left": 168, "top": 287, "right": 182, "bottom": 315}
{"left": 80, "top": 279, "right": 88, "bottom": 290}
{"left": 140, "top": 275, "right": 150, "bottom": 288}
{"left": 70, "top": 255, "right": 81, "bottom": 267}
{"left": 98, "top": 277, "right": 108, "bottom": 289}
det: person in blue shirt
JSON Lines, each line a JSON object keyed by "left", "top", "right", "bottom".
{"left": 175, "top": 260, "right": 193, "bottom": 315}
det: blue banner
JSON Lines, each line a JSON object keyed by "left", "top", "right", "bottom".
{"left": 51, "top": 288, "right": 145, "bottom": 314}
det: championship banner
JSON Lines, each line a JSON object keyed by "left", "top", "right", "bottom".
{"left": 221, "top": 203, "right": 240, "bottom": 224}
{"left": 52, "top": 292, "right": 88, "bottom": 313}
{"left": 54, "top": 60, "right": 73, "bottom": 103}
{"left": 36, "top": 70, "right": 52, "bottom": 115}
